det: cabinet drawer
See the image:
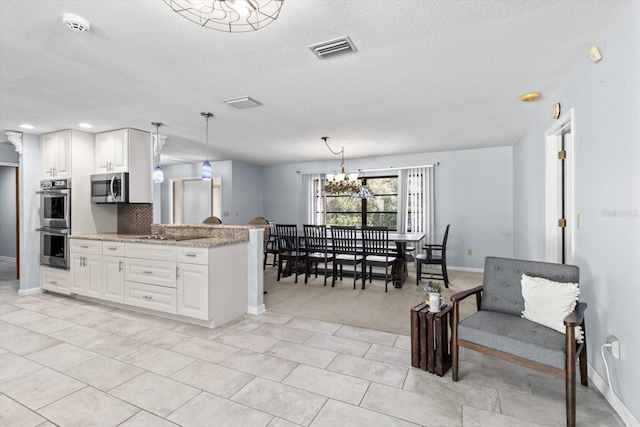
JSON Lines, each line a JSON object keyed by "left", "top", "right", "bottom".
{"left": 124, "top": 281, "right": 176, "bottom": 314}
{"left": 125, "top": 258, "right": 176, "bottom": 288}
{"left": 70, "top": 239, "right": 102, "bottom": 255}
{"left": 41, "top": 267, "right": 71, "bottom": 295}
{"left": 125, "top": 243, "right": 177, "bottom": 261}
{"left": 102, "top": 241, "right": 125, "bottom": 255}
{"left": 177, "top": 246, "right": 209, "bottom": 265}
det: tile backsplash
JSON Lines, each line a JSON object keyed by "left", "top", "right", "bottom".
{"left": 117, "top": 203, "right": 152, "bottom": 235}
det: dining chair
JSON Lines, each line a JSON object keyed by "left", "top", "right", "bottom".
{"left": 416, "top": 224, "right": 450, "bottom": 288}
{"left": 275, "top": 224, "right": 306, "bottom": 283}
{"left": 330, "top": 225, "right": 365, "bottom": 289}
{"left": 202, "top": 216, "right": 222, "bottom": 224}
{"left": 303, "top": 224, "right": 335, "bottom": 286}
{"left": 361, "top": 226, "right": 397, "bottom": 292}
{"left": 263, "top": 221, "right": 278, "bottom": 269}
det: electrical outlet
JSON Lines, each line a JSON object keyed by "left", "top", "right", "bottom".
{"left": 467, "top": 249, "right": 472, "bottom": 256}
{"left": 606, "top": 335, "right": 620, "bottom": 359}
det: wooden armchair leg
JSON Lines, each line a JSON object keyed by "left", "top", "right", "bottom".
{"left": 565, "top": 330, "right": 577, "bottom": 427}
{"left": 451, "top": 302, "right": 459, "bottom": 382}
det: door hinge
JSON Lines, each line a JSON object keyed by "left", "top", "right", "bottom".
{"left": 558, "top": 150, "right": 567, "bottom": 160}
{"left": 558, "top": 218, "right": 567, "bottom": 228}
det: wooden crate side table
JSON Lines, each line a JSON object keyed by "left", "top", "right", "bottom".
{"left": 410, "top": 302, "right": 428, "bottom": 368}
{"left": 434, "top": 305, "right": 452, "bottom": 376}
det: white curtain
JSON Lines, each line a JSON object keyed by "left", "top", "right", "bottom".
{"left": 300, "top": 173, "right": 323, "bottom": 226}
{"left": 400, "top": 166, "right": 435, "bottom": 257}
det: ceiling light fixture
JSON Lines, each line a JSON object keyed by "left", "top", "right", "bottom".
{"left": 322, "top": 137, "right": 361, "bottom": 195}
{"left": 520, "top": 92, "right": 541, "bottom": 102}
{"left": 151, "top": 122, "right": 165, "bottom": 184}
{"left": 78, "top": 123, "right": 93, "bottom": 129}
{"left": 62, "top": 13, "right": 91, "bottom": 32}
{"left": 163, "top": 0, "right": 284, "bottom": 33}
{"left": 19, "top": 124, "right": 35, "bottom": 130}
{"left": 201, "top": 112, "right": 213, "bottom": 180}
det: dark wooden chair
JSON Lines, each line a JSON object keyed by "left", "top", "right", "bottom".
{"left": 450, "top": 257, "right": 587, "bottom": 427}
{"left": 263, "top": 221, "right": 278, "bottom": 269}
{"left": 275, "top": 224, "right": 306, "bottom": 283}
{"left": 416, "top": 224, "right": 450, "bottom": 288}
{"left": 361, "top": 226, "right": 397, "bottom": 292}
{"left": 329, "top": 226, "right": 365, "bottom": 289}
{"left": 202, "top": 216, "right": 222, "bottom": 224}
{"left": 303, "top": 224, "right": 334, "bottom": 286}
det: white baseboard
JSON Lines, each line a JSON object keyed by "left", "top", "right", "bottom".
{"left": 0, "top": 256, "right": 16, "bottom": 262}
{"left": 448, "top": 266, "right": 484, "bottom": 273}
{"left": 588, "top": 362, "right": 639, "bottom": 427}
{"left": 247, "top": 304, "right": 266, "bottom": 315}
{"left": 18, "top": 287, "right": 43, "bottom": 296}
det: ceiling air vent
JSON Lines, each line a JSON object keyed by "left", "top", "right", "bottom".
{"left": 222, "top": 96, "right": 262, "bottom": 109}
{"left": 308, "top": 36, "right": 357, "bottom": 60}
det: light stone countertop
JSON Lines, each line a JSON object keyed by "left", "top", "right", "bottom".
{"left": 69, "top": 233, "right": 248, "bottom": 248}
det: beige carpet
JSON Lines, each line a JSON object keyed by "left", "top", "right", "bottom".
{"left": 263, "top": 266, "right": 483, "bottom": 336}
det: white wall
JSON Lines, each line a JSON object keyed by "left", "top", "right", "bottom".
{"left": 18, "top": 133, "right": 41, "bottom": 291}
{"left": 263, "top": 146, "right": 513, "bottom": 270}
{"left": 513, "top": 4, "right": 639, "bottom": 422}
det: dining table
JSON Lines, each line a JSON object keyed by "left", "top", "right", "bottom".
{"left": 291, "top": 229, "right": 425, "bottom": 288}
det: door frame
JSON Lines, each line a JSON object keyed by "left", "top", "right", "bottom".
{"left": 544, "top": 108, "right": 575, "bottom": 264}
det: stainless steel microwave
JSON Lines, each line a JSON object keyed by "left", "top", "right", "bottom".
{"left": 90, "top": 172, "right": 129, "bottom": 203}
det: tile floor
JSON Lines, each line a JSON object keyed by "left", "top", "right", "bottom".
{"left": 0, "top": 261, "right": 623, "bottom": 427}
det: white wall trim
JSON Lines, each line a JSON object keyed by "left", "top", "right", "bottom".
{"left": 247, "top": 304, "right": 266, "bottom": 315}
{"left": 18, "top": 287, "right": 43, "bottom": 296}
{"left": 588, "top": 362, "right": 640, "bottom": 427}
{"left": 448, "top": 266, "right": 484, "bottom": 273}
{"left": 0, "top": 256, "right": 16, "bottom": 262}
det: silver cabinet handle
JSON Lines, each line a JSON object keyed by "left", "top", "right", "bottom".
{"left": 106, "top": 246, "right": 117, "bottom": 251}
{"left": 142, "top": 295, "right": 153, "bottom": 299}
{"left": 118, "top": 260, "right": 123, "bottom": 272}
{"left": 50, "top": 280, "right": 58, "bottom": 285}
{"left": 185, "top": 253, "right": 197, "bottom": 257}
{"left": 142, "top": 270, "right": 153, "bottom": 274}
{"left": 176, "top": 266, "right": 180, "bottom": 278}
{"left": 80, "top": 245, "right": 89, "bottom": 248}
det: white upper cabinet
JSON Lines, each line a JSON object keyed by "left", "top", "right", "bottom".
{"left": 95, "top": 129, "right": 129, "bottom": 173}
{"left": 41, "top": 130, "right": 71, "bottom": 179}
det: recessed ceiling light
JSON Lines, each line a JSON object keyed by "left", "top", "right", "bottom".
{"left": 520, "top": 92, "right": 541, "bottom": 102}
{"left": 223, "top": 96, "right": 262, "bottom": 109}
{"left": 78, "top": 123, "right": 93, "bottom": 129}
{"left": 19, "top": 124, "right": 35, "bottom": 129}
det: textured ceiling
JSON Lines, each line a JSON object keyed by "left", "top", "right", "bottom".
{"left": 0, "top": 0, "right": 633, "bottom": 166}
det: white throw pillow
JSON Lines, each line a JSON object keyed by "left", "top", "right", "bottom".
{"left": 521, "top": 274, "right": 584, "bottom": 343}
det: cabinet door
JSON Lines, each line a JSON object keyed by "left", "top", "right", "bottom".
{"left": 41, "top": 266, "right": 71, "bottom": 295}
{"left": 110, "top": 129, "right": 129, "bottom": 172}
{"left": 85, "top": 254, "right": 103, "bottom": 298}
{"left": 70, "top": 252, "right": 86, "bottom": 294}
{"left": 55, "top": 131, "right": 71, "bottom": 178}
{"left": 95, "top": 132, "right": 113, "bottom": 173}
{"left": 103, "top": 256, "right": 125, "bottom": 303}
{"left": 177, "top": 263, "right": 209, "bottom": 320}
{"left": 41, "top": 133, "right": 57, "bottom": 178}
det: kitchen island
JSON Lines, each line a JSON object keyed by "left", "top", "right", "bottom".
{"left": 47, "top": 224, "right": 265, "bottom": 328}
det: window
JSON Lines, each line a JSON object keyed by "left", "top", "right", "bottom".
{"left": 316, "top": 176, "right": 399, "bottom": 230}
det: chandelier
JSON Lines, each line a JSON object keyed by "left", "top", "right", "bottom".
{"left": 164, "top": 0, "right": 284, "bottom": 33}
{"left": 322, "top": 137, "right": 361, "bottom": 195}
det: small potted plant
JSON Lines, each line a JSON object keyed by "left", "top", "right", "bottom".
{"left": 424, "top": 281, "right": 443, "bottom": 312}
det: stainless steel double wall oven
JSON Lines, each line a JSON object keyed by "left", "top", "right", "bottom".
{"left": 38, "top": 179, "right": 71, "bottom": 269}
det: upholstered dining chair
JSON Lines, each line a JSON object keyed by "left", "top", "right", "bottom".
{"left": 303, "top": 224, "right": 334, "bottom": 286}
{"left": 275, "top": 224, "right": 306, "bottom": 283}
{"left": 202, "top": 216, "right": 222, "bottom": 224}
{"left": 329, "top": 226, "right": 365, "bottom": 289}
{"left": 416, "top": 224, "right": 450, "bottom": 287}
{"left": 450, "top": 257, "right": 587, "bottom": 427}
{"left": 361, "top": 226, "right": 397, "bottom": 292}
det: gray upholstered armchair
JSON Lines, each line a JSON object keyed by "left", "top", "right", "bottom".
{"left": 450, "top": 257, "right": 587, "bottom": 427}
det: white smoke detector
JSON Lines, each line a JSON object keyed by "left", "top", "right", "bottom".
{"left": 63, "top": 14, "right": 90, "bottom": 32}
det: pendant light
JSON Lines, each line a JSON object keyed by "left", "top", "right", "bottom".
{"left": 201, "top": 112, "right": 213, "bottom": 180}
{"left": 151, "top": 122, "right": 164, "bottom": 184}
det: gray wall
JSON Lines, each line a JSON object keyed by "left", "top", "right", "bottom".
{"left": 0, "top": 166, "right": 17, "bottom": 258}
{"left": 230, "top": 160, "right": 265, "bottom": 225}
{"left": 1, "top": 141, "right": 20, "bottom": 163}
{"left": 513, "top": 4, "right": 639, "bottom": 420}
{"left": 263, "top": 146, "right": 513, "bottom": 270}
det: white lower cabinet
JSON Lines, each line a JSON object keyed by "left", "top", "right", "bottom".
{"left": 177, "top": 263, "right": 209, "bottom": 320}
{"left": 124, "top": 281, "right": 177, "bottom": 314}
{"left": 70, "top": 239, "right": 103, "bottom": 298}
{"left": 103, "top": 256, "right": 125, "bottom": 303}
{"left": 41, "top": 266, "right": 71, "bottom": 295}
{"left": 124, "top": 258, "right": 177, "bottom": 288}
